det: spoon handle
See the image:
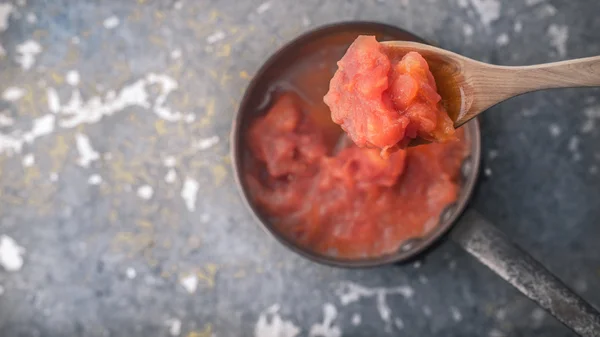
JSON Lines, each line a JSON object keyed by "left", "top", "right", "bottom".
{"left": 461, "top": 56, "right": 600, "bottom": 124}
{"left": 507, "top": 55, "right": 600, "bottom": 91}
{"left": 452, "top": 210, "right": 600, "bottom": 337}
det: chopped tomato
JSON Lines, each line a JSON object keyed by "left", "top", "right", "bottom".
{"left": 324, "top": 36, "right": 456, "bottom": 156}
{"left": 245, "top": 91, "right": 469, "bottom": 258}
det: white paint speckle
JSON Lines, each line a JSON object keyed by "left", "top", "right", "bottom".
{"left": 468, "top": 0, "right": 501, "bottom": 27}
{"left": 537, "top": 4, "right": 557, "bottom": 18}
{"left": 46, "top": 88, "right": 60, "bottom": 113}
{"left": 146, "top": 73, "right": 186, "bottom": 122}
{"left": 75, "top": 133, "right": 99, "bottom": 168}
{"left": 0, "top": 114, "right": 56, "bottom": 155}
{"left": 422, "top": 305, "right": 432, "bottom": 317}
{"left": 351, "top": 313, "right": 361, "bottom": 326}
{"left": 0, "top": 113, "right": 14, "bottom": 126}
{"left": 488, "top": 149, "right": 499, "bottom": 159}
{"left": 26, "top": 114, "right": 55, "bottom": 144}
{"left": 489, "top": 328, "right": 505, "bottom": 337}
{"left": 184, "top": 113, "right": 195, "bottom": 123}
{"left": 521, "top": 108, "right": 537, "bottom": 117}
{"left": 495, "top": 33, "right": 509, "bottom": 46}
{"left": 165, "top": 169, "right": 177, "bottom": 183}
{"left": 255, "top": 304, "right": 300, "bottom": 337}
{"left": 418, "top": 275, "right": 428, "bottom": 284}
{"left": 22, "top": 153, "right": 34, "bottom": 167}
{"left": 337, "top": 282, "right": 413, "bottom": 305}
{"left": 170, "top": 49, "right": 182, "bottom": 60}
{"left": 88, "top": 174, "right": 102, "bottom": 185}
{"left": 195, "top": 136, "right": 220, "bottom": 151}
{"left": 25, "top": 13, "right": 37, "bottom": 23}
{"left": 163, "top": 156, "right": 176, "bottom": 167}
{"left": 207, "top": 30, "right": 226, "bottom": 44}
{"left": 1, "top": 73, "right": 188, "bottom": 156}
{"left": 55, "top": 73, "right": 186, "bottom": 128}
{"left": 180, "top": 274, "right": 198, "bottom": 293}
{"left": 531, "top": 308, "right": 545, "bottom": 325}
{"left": 589, "top": 165, "right": 598, "bottom": 175}
{"left": 548, "top": 123, "right": 561, "bottom": 137}
{"left": 137, "top": 185, "right": 154, "bottom": 200}
{"left": 126, "top": 267, "right": 137, "bottom": 279}
{"left": 0, "top": 235, "right": 25, "bottom": 272}
{"left": 581, "top": 105, "right": 600, "bottom": 133}
{"left": 495, "top": 308, "right": 507, "bottom": 321}
{"left": 301, "top": 16, "right": 311, "bottom": 27}
{"left": 547, "top": 24, "right": 568, "bottom": 57}
{"left": 336, "top": 282, "right": 413, "bottom": 332}
{"left": 165, "top": 318, "right": 182, "bottom": 336}
{"left": 0, "top": 3, "right": 13, "bottom": 32}
{"left": 568, "top": 135, "right": 579, "bottom": 153}
{"left": 71, "top": 36, "right": 80, "bottom": 44}
{"left": 200, "top": 213, "right": 210, "bottom": 223}
{"left": 457, "top": 0, "right": 468, "bottom": 8}
{"left": 66, "top": 70, "right": 80, "bottom": 86}
{"left": 309, "top": 303, "right": 341, "bottom": 337}
{"left": 103, "top": 16, "right": 120, "bottom": 29}
{"left": 49, "top": 172, "right": 58, "bottom": 182}
{"left": 15, "top": 40, "right": 42, "bottom": 70}
{"left": 2, "top": 87, "right": 25, "bottom": 101}
{"left": 26, "top": 12, "right": 36, "bottom": 23}
{"left": 484, "top": 168, "right": 492, "bottom": 177}
{"left": 514, "top": 21, "right": 523, "bottom": 33}
{"left": 173, "top": 1, "right": 183, "bottom": 10}
{"left": 462, "top": 24, "right": 474, "bottom": 38}
{"left": 450, "top": 306, "right": 462, "bottom": 322}
{"left": 581, "top": 120, "right": 594, "bottom": 134}
{"left": 256, "top": 2, "right": 271, "bottom": 14}
{"left": 394, "top": 318, "right": 404, "bottom": 330}
{"left": 181, "top": 177, "right": 199, "bottom": 212}
{"left": 525, "top": 0, "right": 544, "bottom": 5}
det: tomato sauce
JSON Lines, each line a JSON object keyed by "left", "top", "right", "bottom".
{"left": 324, "top": 36, "right": 456, "bottom": 157}
{"left": 243, "top": 34, "right": 469, "bottom": 259}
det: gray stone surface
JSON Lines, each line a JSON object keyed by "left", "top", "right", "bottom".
{"left": 0, "top": 0, "right": 598, "bottom": 336}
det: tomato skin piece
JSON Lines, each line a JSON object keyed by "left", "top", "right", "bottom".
{"left": 324, "top": 37, "right": 456, "bottom": 155}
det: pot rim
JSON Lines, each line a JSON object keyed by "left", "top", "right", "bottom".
{"left": 230, "top": 21, "right": 481, "bottom": 268}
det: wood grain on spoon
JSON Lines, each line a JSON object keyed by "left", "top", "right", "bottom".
{"left": 382, "top": 41, "right": 600, "bottom": 127}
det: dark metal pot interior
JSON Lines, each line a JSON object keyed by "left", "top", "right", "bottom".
{"left": 230, "top": 21, "right": 480, "bottom": 267}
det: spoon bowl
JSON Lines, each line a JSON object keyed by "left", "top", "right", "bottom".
{"left": 382, "top": 40, "right": 600, "bottom": 127}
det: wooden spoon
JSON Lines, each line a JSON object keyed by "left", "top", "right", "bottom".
{"left": 381, "top": 41, "right": 600, "bottom": 127}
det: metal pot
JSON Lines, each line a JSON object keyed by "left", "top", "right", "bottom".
{"left": 230, "top": 21, "right": 600, "bottom": 337}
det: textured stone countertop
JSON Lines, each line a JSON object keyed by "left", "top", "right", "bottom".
{"left": 0, "top": 0, "right": 599, "bottom": 336}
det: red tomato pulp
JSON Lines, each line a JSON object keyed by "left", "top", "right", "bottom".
{"left": 243, "top": 34, "right": 469, "bottom": 259}
{"left": 324, "top": 36, "right": 456, "bottom": 157}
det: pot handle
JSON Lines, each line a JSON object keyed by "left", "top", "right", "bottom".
{"left": 451, "top": 209, "right": 600, "bottom": 337}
